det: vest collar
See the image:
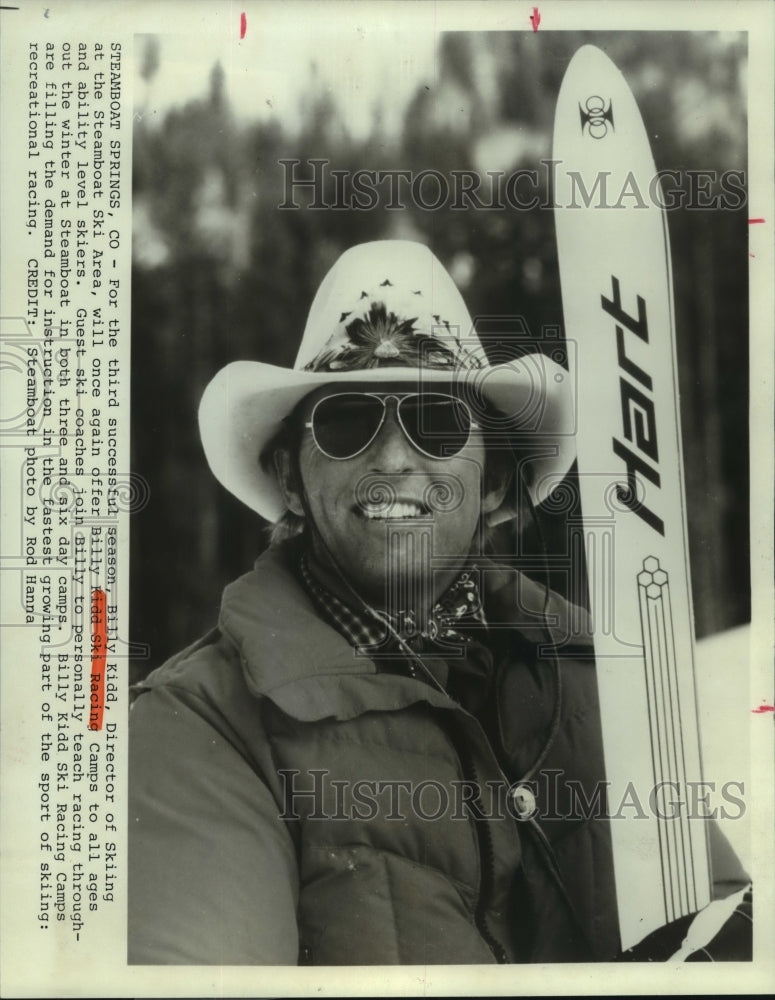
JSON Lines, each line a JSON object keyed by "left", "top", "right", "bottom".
{"left": 219, "top": 543, "right": 458, "bottom": 722}
{"left": 218, "top": 541, "right": 590, "bottom": 726}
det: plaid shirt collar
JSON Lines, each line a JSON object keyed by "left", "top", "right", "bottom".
{"left": 299, "top": 552, "right": 487, "bottom": 654}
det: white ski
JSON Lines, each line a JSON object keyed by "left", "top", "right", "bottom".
{"left": 552, "top": 44, "right": 712, "bottom": 950}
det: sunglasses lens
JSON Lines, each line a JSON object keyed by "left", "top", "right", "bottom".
{"left": 310, "top": 393, "right": 474, "bottom": 460}
{"left": 312, "top": 394, "right": 385, "bottom": 459}
{"left": 399, "top": 394, "right": 472, "bottom": 458}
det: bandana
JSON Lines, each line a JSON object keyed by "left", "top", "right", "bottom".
{"left": 300, "top": 554, "right": 486, "bottom": 648}
{"left": 299, "top": 553, "right": 495, "bottom": 712}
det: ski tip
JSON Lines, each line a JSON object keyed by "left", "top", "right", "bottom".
{"left": 565, "top": 43, "right": 625, "bottom": 82}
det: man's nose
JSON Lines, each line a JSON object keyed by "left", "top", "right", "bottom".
{"left": 367, "top": 409, "right": 419, "bottom": 471}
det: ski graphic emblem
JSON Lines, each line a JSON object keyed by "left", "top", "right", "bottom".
{"left": 552, "top": 45, "right": 711, "bottom": 950}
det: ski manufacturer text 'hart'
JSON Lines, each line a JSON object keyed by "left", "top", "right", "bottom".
{"left": 603, "top": 276, "right": 665, "bottom": 536}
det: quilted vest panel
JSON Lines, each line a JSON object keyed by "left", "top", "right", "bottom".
{"left": 260, "top": 699, "right": 524, "bottom": 964}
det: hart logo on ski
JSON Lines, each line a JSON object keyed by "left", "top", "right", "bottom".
{"left": 603, "top": 275, "right": 665, "bottom": 536}
{"left": 579, "top": 95, "right": 614, "bottom": 138}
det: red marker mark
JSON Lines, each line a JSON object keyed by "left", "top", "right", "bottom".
{"left": 240, "top": 11, "right": 247, "bottom": 38}
{"left": 89, "top": 589, "right": 107, "bottom": 731}
{"left": 529, "top": 6, "right": 541, "bottom": 30}
{"left": 748, "top": 218, "right": 765, "bottom": 224}
{"left": 751, "top": 702, "right": 775, "bottom": 714}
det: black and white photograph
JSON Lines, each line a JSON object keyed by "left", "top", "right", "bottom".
{"left": 0, "top": 1, "right": 773, "bottom": 996}
{"left": 128, "top": 5, "right": 756, "bottom": 971}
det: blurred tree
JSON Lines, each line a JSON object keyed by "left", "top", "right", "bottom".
{"left": 137, "top": 34, "right": 160, "bottom": 87}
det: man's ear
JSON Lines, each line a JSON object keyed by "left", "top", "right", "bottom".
{"left": 273, "top": 448, "right": 305, "bottom": 517}
{"left": 481, "top": 456, "right": 513, "bottom": 516}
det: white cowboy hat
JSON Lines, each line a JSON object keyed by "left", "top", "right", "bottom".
{"left": 198, "top": 240, "right": 575, "bottom": 524}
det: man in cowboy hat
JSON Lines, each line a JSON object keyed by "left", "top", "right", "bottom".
{"left": 128, "top": 241, "right": 746, "bottom": 965}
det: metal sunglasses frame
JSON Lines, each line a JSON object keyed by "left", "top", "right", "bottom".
{"left": 304, "top": 391, "right": 481, "bottom": 461}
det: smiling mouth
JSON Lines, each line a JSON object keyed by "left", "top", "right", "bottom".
{"left": 356, "top": 500, "right": 432, "bottom": 521}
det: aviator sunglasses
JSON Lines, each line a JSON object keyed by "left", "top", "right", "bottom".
{"left": 305, "top": 392, "right": 480, "bottom": 461}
